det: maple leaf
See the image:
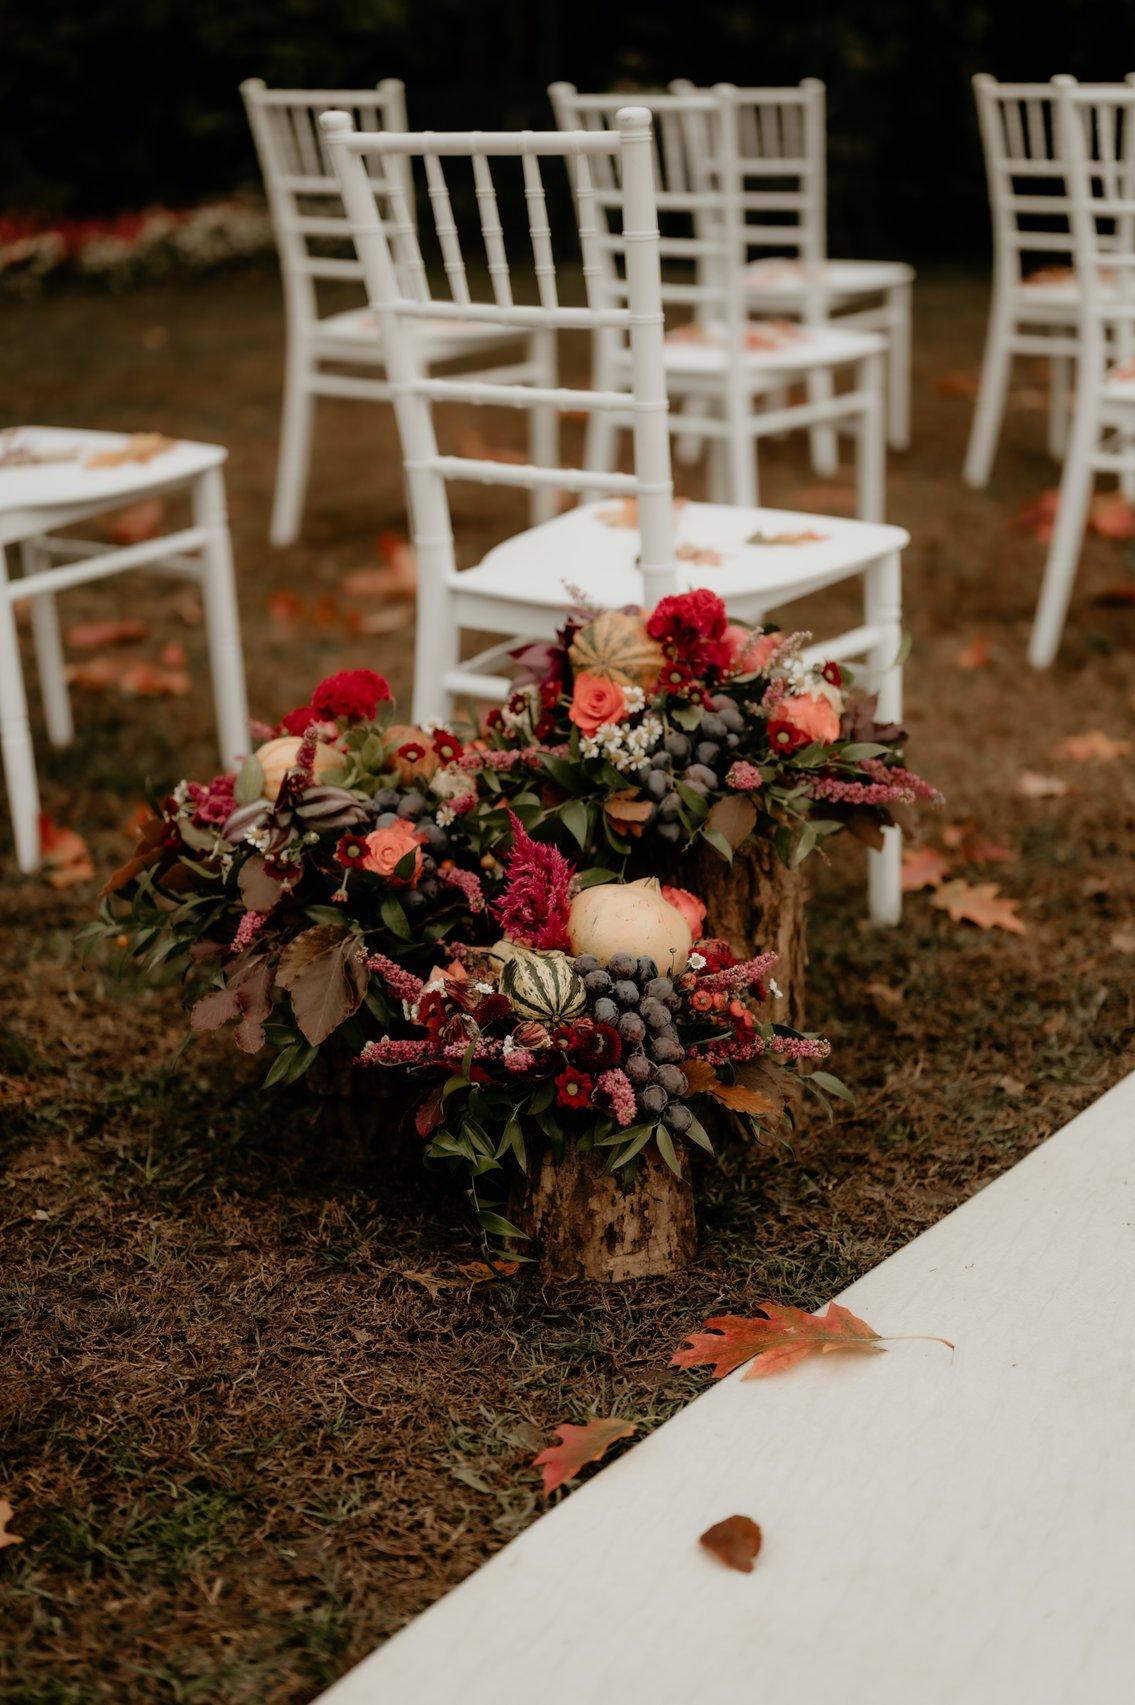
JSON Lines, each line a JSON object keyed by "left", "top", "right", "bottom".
{"left": 39, "top": 814, "right": 94, "bottom": 888}
{"left": 595, "top": 496, "right": 687, "bottom": 528}
{"left": 953, "top": 636, "right": 990, "bottom": 670}
{"left": 930, "top": 879, "right": 1027, "bottom": 935}
{"left": 65, "top": 619, "right": 147, "bottom": 649}
{"left": 1016, "top": 770, "right": 1068, "bottom": 799}
{"left": 700, "top": 1514, "right": 762, "bottom": 1573}
{"left": 105, "top": 498, "right": 165, "bottom": 545}
{"left": 673, "top": 1301, "right": 952, "bottom": 1381}
{"left": 117, "top": 661, "right": 190, "bottom": 698}
{"left": 942, "top": 821, "right": 1014, "bottom": 866}
{"left": 532, "top": 1417, "right": 635, "bottom": 1494}
{"left": 745, "top": 528, "right": 828, "bottom": 545}
{"left": 682, "top": 1056, "right": 777, "bottom": 1119}
{"left": 934, "top": 369, "right": 979, "bottom": 398}
{"left": 901, "top": 844, "right": 949, "bottom": 892}
{"left": 0, "top": 1499, "right": 23, "bottom": 1549}
{"left": 1052, "top": 730, "right": 1131, "bottom": 763}
{"left": 676, "top": 541, "right": 725, "bottom": 566}
{"left": 1089, "top": 493, "right": 1135, "bottom": 540}
{"left": 86, "top": 432, "right": 175, "bottom": 468}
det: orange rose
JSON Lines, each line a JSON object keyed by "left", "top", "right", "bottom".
{"left": 723, "top": 625, "right": 781, "bottom": 675}
{"left": 661, "top": 885, "right": 707, "bottom": 941}
{"left": 568, "top": 672, "right": 628, "bottom": 736}
{"left": 781, "top": 692, "right": 841, "bottom": 745}
{"left": 362, "top": 819, "right": 426, "bottom": 884}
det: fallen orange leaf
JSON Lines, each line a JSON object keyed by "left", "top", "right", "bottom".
{"left": 1052, "top": 730, "right": 1131, "bottom": 763}
{"left": 86, "top": 432, "right": 176, "bottom": 468}
{"left": 118, "top": 661, "right": 190, "bottom": 698}
{"left": 39, "top": 814, "right": 95, "bottom": 888}
{"left": 1090, "top": 493, "right": 1135, "bottom": 540}
{"left": 953, "top": 636, "right": 991, "bottom": 670}
{"left": 1018, "top": 489, "right": 1060, "bottom": 543}
{"left": 676, "top": 541, "right": 725, "bottom": 566}
{"left": 595, "top": 497, "right": 688, "bottom": 528}
{"left": 673, "top": 1300, "right": 950, "bottom": 1380}
{"left": 105, "top": 498, "right": 165, "bottom": 544}
{"left": 901, "top": 845, "right": 949, "bottom": 892}
{"left": 700, "top": 1514, "right": 762, "bottom": 1573}
{"left": 66, "top": 619, "right": 147, "bottom": 650}
{"left": 935, "top": 370, "right": 980, "bottom": 399}
{"left": 0, "top": 1498, "right": 23, "bottom": 1550}
{"left": 532, "top": 1417, "right": 635, "bottom": 1494}
{"left": 746, "top": 529, "right": 828, "bottom": 546}
{"left": 930, "top": 879, "right": 1027, "bottom": 935}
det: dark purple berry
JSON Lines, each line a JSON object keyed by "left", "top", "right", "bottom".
{"left": 584, "top": 969, "right": 613, "bottom": 997}
{"left": 613, "top": 979, "right": 640, "bottom": 1008}
{"left": 618, "top": 1011, "right": 646, "bottom": 1045}
{"left": 656, "top": 1064, "right": 688, "bottom": 1096}
{"left": 650, "top": 1035, "right": 684, "bottom": 1065}
{"left": 608, "top": 951, "right": 637, "bottom": 980}
{"left": 624, "top": 1052, "right": 651, "bottom": 1086}
{"left": 592, "top": 997, "right": 619, "bottom": 1025}
{"left": 663, "top": 1102, "right": 693, "bottom": 1134}
{"left": 639, "top": 1084, "right": 668, "bottom": 1117}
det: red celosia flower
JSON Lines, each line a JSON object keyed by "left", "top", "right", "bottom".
{"left": 767, "top": 717, "right": 811, "bottom": 755}
{"left": 186, "top": 773, "right": 236, "bottom": 828}
{"left": 280, "top": 703, "right": 318, "bottom": 737}
{"left": 647, "top": 589, "right": 729, "bottom": 673}
{"left": 491, "top": 811, "right": 575, "bottom": 951}
{"left": 473, "top": 992, "right": 513, "bottom": 1029}
{"left": 694, "top": 937, "right": 739, "bottom": 974}
{"left": 432, "top": 729, "right": 464, "bottom": 764}
{"left": 335, "top": 832, "right": 370, "bottom": 868}
{"left": 311, "top": 669, "right": 392, "bottom": 723}
{"left": 555, "top": 1067, "right": 594, "bottom": 1111}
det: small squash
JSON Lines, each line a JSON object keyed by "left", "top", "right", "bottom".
{"left": 568, "top": 877, "right": 692, "bottom": 974}
{"left": 568, "top": 610, "right": 665, "bottom": 690}
{"left": 501, "top": 948, "right": 587, "bottom": 1024}
{"left": 254, "top": 736, "right": 345, "bottom": 804}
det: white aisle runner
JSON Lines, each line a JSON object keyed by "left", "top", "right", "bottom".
{"left": 318, "top": 1073, "right": 1135, "bottom": 1705}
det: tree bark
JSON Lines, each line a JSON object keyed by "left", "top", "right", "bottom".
{"left": 656, "top": 838, "right": 808, "bottom": 1029}
{"left": 510, "top": 1145, "right": 696, "bottom": 1281}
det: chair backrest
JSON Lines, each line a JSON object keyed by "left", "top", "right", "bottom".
{"left": 318, "top": 106, "right": 677, "bottom": 600}
{"left": 1058, "top": 84, "right": 1135, "bottom": 364}
{"left": 241, "top": 79, "right": 411, "bottom": 327}
{"left": 972, "top": 74, "right": 1135, "bottom": 288}
{"left": 549, "top": 84, "right": 751, "bottom": 339}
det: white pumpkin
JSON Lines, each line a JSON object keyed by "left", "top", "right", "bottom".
{"left": 568, "top": 877, "right": 693, "bottom": 974}
{"left": 254, "top": 736, "right": 345, "bottom": 803}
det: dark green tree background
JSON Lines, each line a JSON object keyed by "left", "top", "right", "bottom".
{"left": 4, "top": 0, "right": 1134, "bottom": 258}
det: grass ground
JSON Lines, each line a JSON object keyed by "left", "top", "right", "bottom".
{"left": 2, "top": 265, "right": 1134, "bottom": 1702}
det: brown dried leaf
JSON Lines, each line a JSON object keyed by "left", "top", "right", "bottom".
{"left": 953, "top": 636, "right": 991, "bottom": 670}
{"left": 86, "top": 432, "right": 176, "bottom": 468}
{"left": 603, "top": 790, "right": 655, "bottom": 839}
{"left": 106, "top": 498, "right": 165, "bottom": 544}
{"left": 277, "top": 925, "right": 368, "bottom": 1046}
{"left": 930, "top": 879, "right": 1028, "bottom": 936}
{"left": 1052, "top": 730, "right": 1131, "bottom": 763}
{"left": 700, "top": 1514, "right": 762, "bottom": 1573}
{"left": 1110, "top": 927, "right": 1135, "bottom": 955}
{"left": 900, "top": 845, "right": 949, "bottom": 892}
{"left": 706, "top": 793, "right": 758, "bottom": 851}
{"left": 0, "top": 1499, "right": 23, "bottom": 1549}
{"left": 65, "top": 619, "right": 147, "bottom": 650}
{"left": 684, "top": 1056, "right": 777, "bottom": 1118}
{"left": 39, "top": 815, "right": 95, "bottom": 888}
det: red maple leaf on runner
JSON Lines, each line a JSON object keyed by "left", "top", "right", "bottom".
{"left": 673, "top": 1301, "right": 886, "bottom": 1379}
{"left": 673, "top": 1302, "right": 953, "bottom": 1381}
{"left": 532, "top": 1417, "right": 635, "bottom": 1493}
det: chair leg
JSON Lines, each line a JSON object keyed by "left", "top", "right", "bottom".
{"left": 1028, "top": 395, "right": 1099, "bottom": 669}
{"left": 0, "top": 549, "right": 42, "bottom": 873}
{"left": 193, "top": 468, "right": 250, "bottom": 769}
{"left": 855, "top": 355, "right": 886, "bottom": 523}
{"left": 1048, "top": 355, "right": 1071, "bottom": 460}
{"left": 411, "top": 575, "right": 460, "bottom": 726}
{"left": 964, "top": 296, "right": 1014, "bottom": 489}
{"left": 23, "top": 543, "right": 73, "bottom": 749}
{"left": 528, "top": 330, "right": 559, "bottom": 525}
{"left": 886, "top": 281, "right": 912, "bottom": 451}
{"left": 806, "top": 367, "right": 840, "bottom": 476}
{"left": 707, "top": 436, "right": 730, "bottom": 504}
{"left": 864, "top": 548, "right": 903, "bottom": 925}
{"left": 270, "top": 350, "right": 316, "bottom": 548}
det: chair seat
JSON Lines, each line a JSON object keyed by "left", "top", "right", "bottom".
{"left": 1103, "top": 361, "right": 1135, "bottom": 402}
{"left": 659, "top": 321, "right": 884, "bottom": 379}
{"left": 743, "top": 257, "right": 914, "bottom": 304}
{"left": 0, "top": 426, "right": 225, "bottom": 536}
{"left": 314, "top": 306, "right": 523, "bottom": 361}
{"left": 453, "top": 499, "right": 908, "bottom": 626}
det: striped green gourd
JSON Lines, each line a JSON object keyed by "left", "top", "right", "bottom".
{"left": 501, "top": 948, "right": 586, "bottom": 1024}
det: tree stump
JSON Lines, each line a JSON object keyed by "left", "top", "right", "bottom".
{"left": 510, "top": 1145, "right": 696, "bottom": 1281}
{"left": 656, "top": 838, "right": 808, "bottom": 1029}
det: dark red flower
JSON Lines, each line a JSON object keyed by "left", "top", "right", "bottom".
{"left": 694, "top": 937, "right": 739, "bottom": 974}
{"left": 473, "top": 992, "right": 513, "bottom": 1029}
{"left": 657, "top": 658, "right": 697, "bottom": 694}
{"left": 432, "top": 729, "right": 464, "bottom": 763}
{"left": 397, "top": 739, "right": 429, "bottom": 765}
{"left": 279, "top": 704, "right": 318, "bottom": 736}
{"left": 335, "top": 832, "right": 370, "bottom": 869}
{"left": 311, "top": 669, "right": 391, "bottom": 723}
{"left": 821, "top": 661, "right": 843, "bottom": 687}
{"left": 569, "top": 1021, "right": 623, "bottom": 1071}
{"left": 647, "top": 589, "right": 728, "bottom": 644}
{"left": 554, "top": 1067, "right": 594, "bottom": 1111}
{"left": 767, "top": 717, "right": 811, "bottom": 755}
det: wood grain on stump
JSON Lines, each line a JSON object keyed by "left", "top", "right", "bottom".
{"left": 511, "top": 1145, "right": 696, "bottom": 1282}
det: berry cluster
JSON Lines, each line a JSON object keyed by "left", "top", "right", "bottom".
{"left": 629, "top": 693, "right": 747, "bottom": 846}
{"left": 369, "top": 786, "right": 453, "bottom": 912}
{"left": 572, "top": 951, "right": 693, "bottom": 1135}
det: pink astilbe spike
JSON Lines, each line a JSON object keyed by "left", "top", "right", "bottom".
{"left": 491, "top": 812, "right": 576, "bottom": 951}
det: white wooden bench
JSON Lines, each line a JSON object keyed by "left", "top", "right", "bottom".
{"left": 316, "top": 1072, "right": 1135, "bottom": 1705}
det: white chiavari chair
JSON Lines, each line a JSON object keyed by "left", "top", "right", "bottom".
{"left": 0, "top": 429, "right": 248, "bottom": 872}
{"left": 965, "top": 74, "right": 1135, "bottom": 490}
{"left": 1030, "top": 83, "right": 1135, "bottom": 665}
{"left": 549, "top": 83, "right": 887, "bottom": 519}
{"left": 321, "top": 105, "right": 909, "bottom": 923}
{"left": 242, "top": 79, "right": 557, "bottom": 546}
{"left": 673, "top": 77, "right": 914, "bottom": 470}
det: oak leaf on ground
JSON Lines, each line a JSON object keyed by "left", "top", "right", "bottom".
{"left": 673, "top": 1301, "right": 887, "bottom": 1379}
{"left": 930, "top": 879, "right": 1027, "bottom": 935}
{"left": 901, "top": 844, "right": 949, "bottom": 892}
{"left": 532, "top": 1417, "right": 635, "bottom": 1494}
{"left": 65, "top": 618, "right": 148, "bottom": 650}
{"left": 953, "top": 636, "right": 991, "bottom": 670}
{"left": 682, "top": 1056, "right": 777, "bottom": 1118}
{"left": 1052, "top": 730, "right": 1131, "bottom": 763}
{"left": 0, "top": 1499, "right": 23, "bottom": 1549}
{"left": 700, "top": 1514, "right": 762, "bottom": 1573}
{"left": 38, "top": 815, "right": 94, "bottom": 889}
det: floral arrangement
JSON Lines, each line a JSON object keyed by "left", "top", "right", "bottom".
{"left": 476, "top": 588, "right": 937, "bottom": 870}
{"left": 83, "top": 669, "right": 497, "bottom": 1088}
{"left": 0, "top": 198, "right": 273, "bottom": 295}
{"left": 359, "top": 819, "right": 838, "bottom": 1239}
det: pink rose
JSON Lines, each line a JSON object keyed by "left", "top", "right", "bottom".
{"left": 661, "top": 885, "right": 707, "bottom": 941}
{"left": 362, "top": 819, "right": 426, "bottom": 885}
{"left": 780, "top": 692, "right": 841, "bottom": 746}
{"left": 723, "top": 625, "right": 781, "bottom": 675}
{"left": 568, "top": 672, "right": 629, "bottom": 736}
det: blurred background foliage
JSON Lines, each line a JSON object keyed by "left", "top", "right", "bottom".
{"left": 5, "top": 0, "right": 1135, "bottom": 257}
